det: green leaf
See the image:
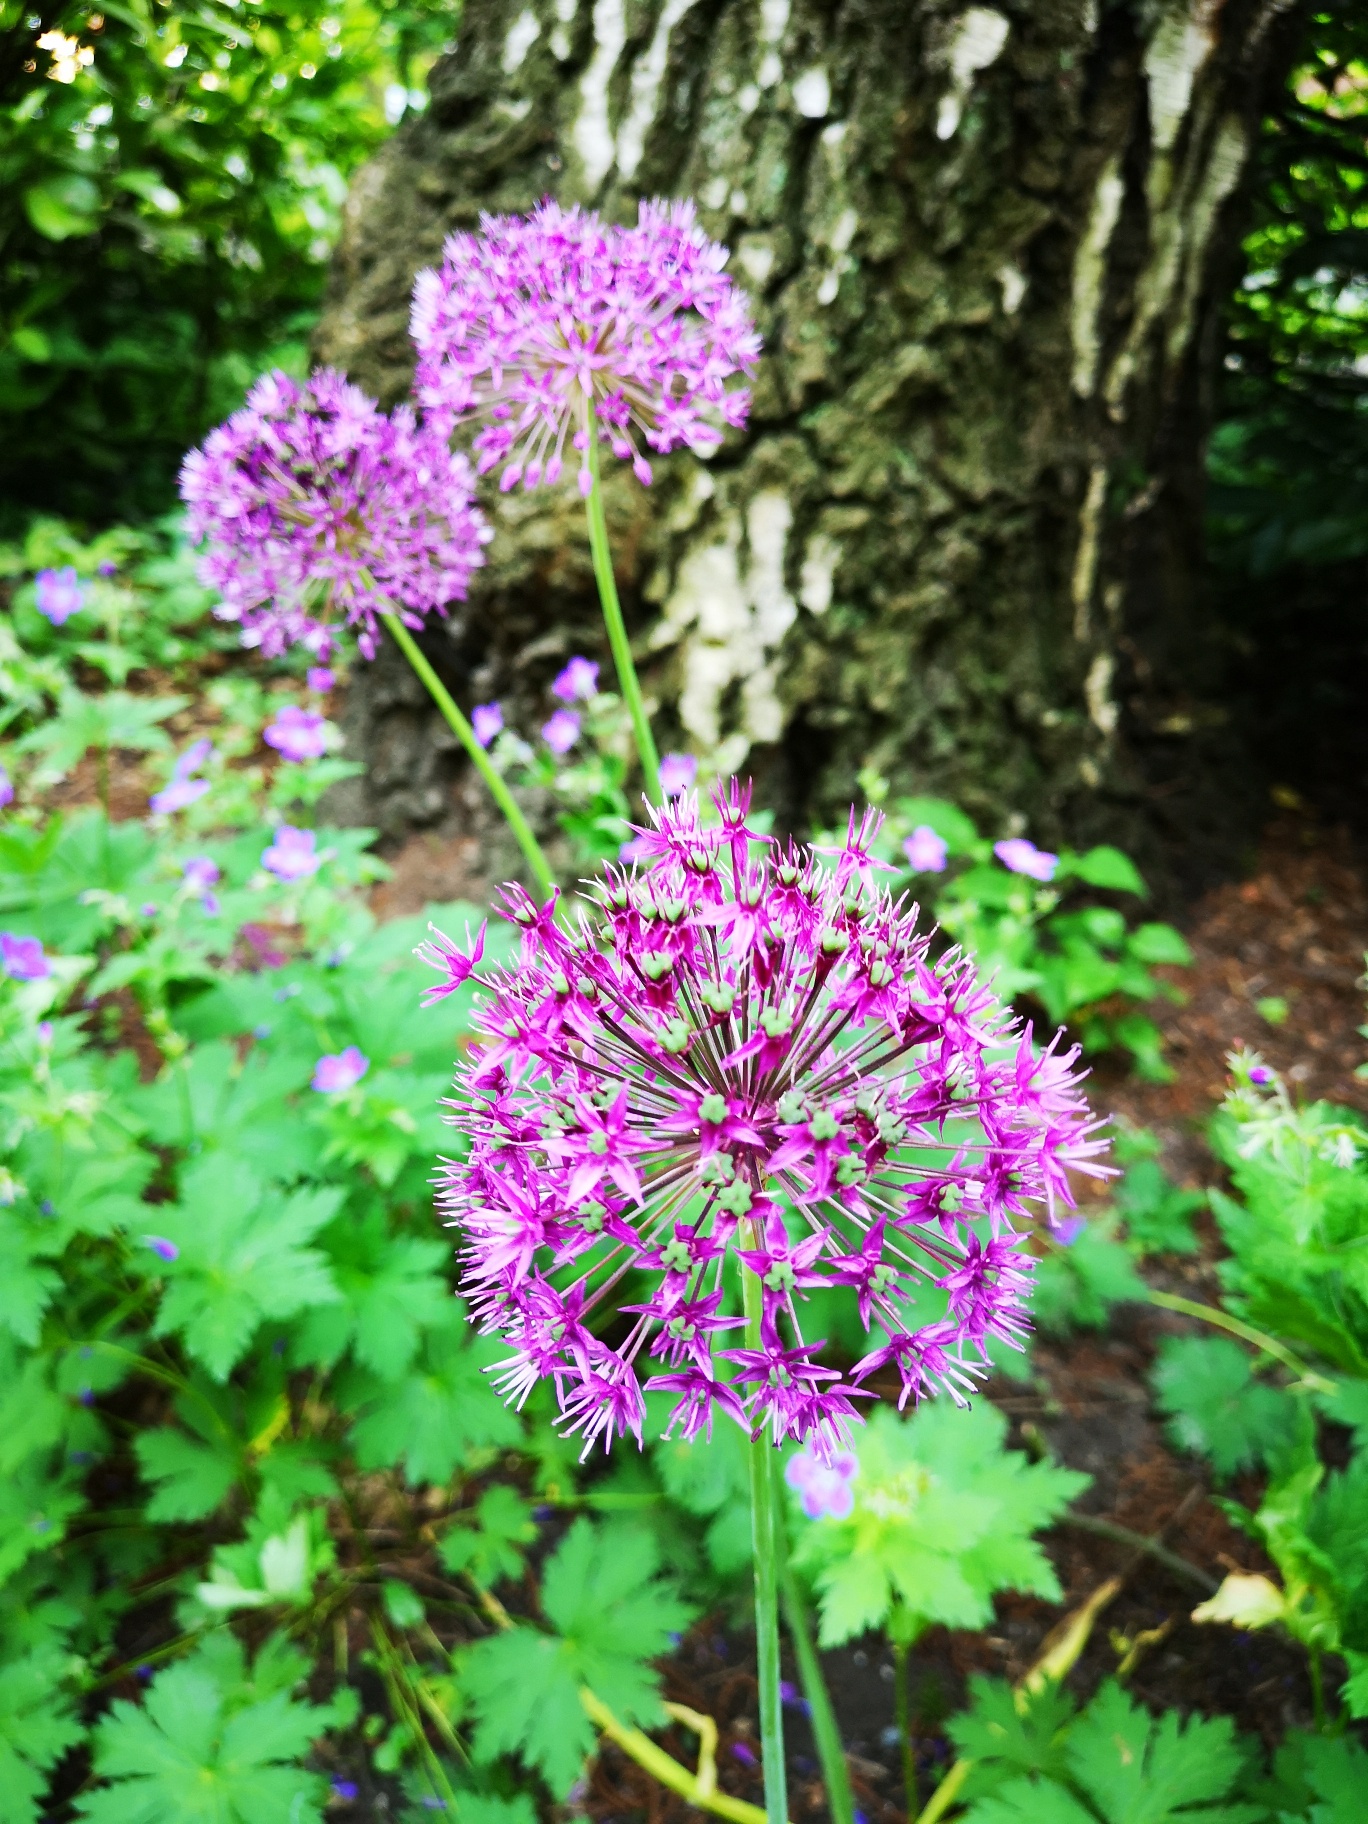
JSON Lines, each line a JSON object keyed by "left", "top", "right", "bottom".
{"left": 463, "top": 1517, "right": 695, "bottom": 1796}
{"left": 149, "top": 1158, "right": 341, "bottom": 1380}
{"left": 76, "top": 1634, "right": 328, "bottom": 1823}
{"left": 948, "top": 1674, "right": 1075, "bottom": 1793}
{"left": 793, "top": 1404, "right": 1087, "bottom": 1648}
{"left": 1152, "top": 1336, "right": 1303, "bottom": 1477}
{"left": 0, "top": 1648, "right": 84, "bottom": 1824}
{"left": 1115, "top": 1158, "right": 1203, "bottom": 1257}
{"left": 440, "top": 1486, "right": 538, "bottom": 1589}
{"left": 960, "top": 1777, "right": 1098, "bottom": 1824}
{"left": 1031, "top": 1220, "right": 1149, "bottom": 1333}
{"left": 134, "top": 1428, "right": 241, "bottom": 1524}
{"left": 1064, "top": 1680, "right": 1255, "bottom": 1822}
{"left": 23, "top": 175, "right": 101, "bottom": 241}
{"left": 292, "top": 1216, "right": 450, "bottom": 1381}
{"left": 1126, "top": 922, "right": 1193, "bottom": 967}
{"left": 1066, "top": 845, "right": 1147, "bottom": 895}
{"left": 345, "top": 1309, "right": 521, "bottom": 1485}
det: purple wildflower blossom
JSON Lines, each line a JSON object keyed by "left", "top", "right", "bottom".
{"left": 35, "top": 565, "right": 84, "bottom": 625}
{"left": 542, "top": 709, "right": 580, "bottom": 755}
{"left": 903, "top": 826, "right": 948, "bottom": 874}
{"left": 553, "top": 656, "right": 599, "bottom": 702}
{"left": 1, "top": 933, "right": 49, "bottom": 981}
{"left": 1248, "top": 1064, "right": 1274, "bottom": 1086}
{"left": 264, "top": 704, "right": 328, "bottom": 762}
{"left": 307, "top": 666, "right": 335, "bottom": 693}
{"left": 472, "top": 702, "right": 503, "bottom": 748}
{"left": 179, "top": 368, "right": 490, "bottom": 662}
{"left": 261, "top": 825, "right": 322, "bottom": 882}
{"left": 785, "top": 1447, "right": 858, "bottom": 1519}
{"left": 182, "top": 856, "right": 221, "bottom": 895}
{"left": 432, "top": 783, "right": 1109, "bottom": 1460}
{"left": 150, "top": 738, "right": 214, "bottom": 816}
{"left": 994, "top": 838, "right": 1058, "bottom": 883}
{"left": 312, "top": 1046, "right": 369, "bottom": 1093}
{"left": 0, "top": 765, "right": 12, "bottom": 809}
{"left": 332, "top": 1779, "right": 360, "bottom": 1802}
{"left": 144, "top": 1236, "right": 179, "bottom": 1263}
{"left": 410, "top": 198, "right": 760, "bottom": 495}
{"left": 97, "top": 559, "right": 119, "bottom": 577}
{"left": 659, "top": 753, "right": 698, "bottom": 798}
{"left": 1049, "top": 1214, "right": 1086, "bottom": 1247}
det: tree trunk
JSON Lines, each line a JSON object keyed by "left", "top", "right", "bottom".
{"left": 316, "top": 0, "right": 1305, "bottom": 875}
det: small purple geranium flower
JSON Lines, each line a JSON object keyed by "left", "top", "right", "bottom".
{"left": 785, "top": 1447, "right": 858, "bottom": 1519}
{"left": 994, "top": 837, "right": 1058, "bottom": 883}
{"left": 903, "top": 825, "right": 948, "bottom": 874}
{"left": 1248, "top": 1065, "right": 1274, "bottom": 1086}
{"left": 144, "top": 1236, "right": 179, "bottom": 1263}
{"left": 96, "top": 559, "right": 119, "bottom": 577}
{"left": 312, "top": 1046, "right": 369, "bottom": 1093}
{"left": 542, "top": 709, "right": 580, "bottom": 755}
{"left": 658, "top": 753, "right": 698, "bottom": 798}
{"left": 150, "top": 739, "right": 214, "bottom": 816}
{"left": 261, "top": 826, "right": 322, "bottom": 882}
{"left": 552, "top": 656, "right": 599, "bottom": 702}
{"left": 0, "top": 766, "right": 13, "bottom": 810}
{"left": 35, "top": 566, "right": 84, "bottom": 625}
{"left": 1, "top": 933, "right": 49, "bottom": 981}
{"left": 472, "top": 702, "right": 503, "bottom": 748}
{"left": 331, "top": 1779, "right": 360, "bottom": 1802}
{"left": 306, "top": 666, "right": 335, "bottom": 693}
{"left": 264, "top": 704, "right": 328, "bottom": 763}
{"left": 1049, "top": 1214, "right": 1087, "bottom": 1248}
{"left": 181, "top": 856, "right": 221, "bottom": 915}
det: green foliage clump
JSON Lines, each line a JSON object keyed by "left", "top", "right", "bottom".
{"left": 790, "top": 1402, "right": 1087, "bottom": 1649}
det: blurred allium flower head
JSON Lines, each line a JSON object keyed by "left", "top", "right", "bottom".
{"left": 179, "top": 368, "right": 491, "bottom": 662}
{"left": 994, "top": 837, "right": 1057, "bottom": 883}
{"left": 410, "top": 198, "right": 760, "bottom": 495}
{"left": 432, "top": 783, "right": 1109, "bottom": 1460}
{"left": 264, "top": 703, "right": 328, "bottom": 762}
{"left": 35, "top": 565, "right": 85, "bottom": 625}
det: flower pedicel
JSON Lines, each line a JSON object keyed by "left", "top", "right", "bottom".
{"left": 431, "top": 783, "right": 1109, "bottom": 1460}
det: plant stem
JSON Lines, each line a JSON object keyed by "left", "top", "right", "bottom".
{"left": 583, "top": 410, "right": 661, "bottom": 803}
{"left": 892, "top": 1635, "right": 916, "bottom": 1818}
{"left": 778, "top": 1556, "right": 855, "bottom": 1824}
{"left": 742, "top": 1259, "right": 787, "bottom": 1824}
{"left": 1145, "top": 1290, "right": 1338, "bottom": 1394}
{"left": 378, "top": 610, "right": 556, "bottom": 902}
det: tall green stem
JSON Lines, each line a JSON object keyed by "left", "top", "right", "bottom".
{"left": 892, "top": 1635, "right": 916, "bottom": 1817}
{"left": 379, "top": 611, "right": 556, "bottom": 903}
{"left": 778, "top": 1555, "right": 855, "bottom": 1824}
{"left": 583, "top": 412, "right": 661, "bottom": 803}
{"left": 742, "top": 1257, "right": 787, "bottom": 1824}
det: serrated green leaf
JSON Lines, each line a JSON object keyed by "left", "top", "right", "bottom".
{"left": 948, "top": 1674, "right": 1075, "bottom": 1791}
{"left": 1152, "top": 1336, "right": 1304, "bottom": 1478}
{"left": 76, "top": 1634, "right": 328, "bottom": 1823}
{"left": 464, "top": 1517, "right": 694, "bottom": 1797}
{"left": 960, "top": 1775, "right": 1098, "bottom": 1824}
{"left": 292, "top": 1216, "right": 450, "bottom": 1380}
{"left": 0, "top": 1648, "right": 84, "bottom": 1824}
{"left": 440, "top": 1486, "right": 538, "bottom": 1589}
{"left": 1065, "top": 845, "right": 1147, "bottom": 895}
{"left": 134, "top": 1427, "right": 241, "bottom": 1524}
{"left": 1065, "top": 1680, "right": 1251, "bottom": 1823}
{"left": 1032, "top": 1219, "right": 1149, "bottom": 1333}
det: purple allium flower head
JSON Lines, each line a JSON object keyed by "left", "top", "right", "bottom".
{"left": 542, "top": 708, "right": 580, "bottom": 755}
{"left": 903, "top": 825, "right": 948, "bottom": 874}
{"left": 785, "top": 1446, "right": 858, "bottom": 1519}
{"left": 994, "top": 838, "right": 1058, "bottom": 883}
{"left": 261, "top": 825, "right": 322, "bottom": 882}
{"left": 472, "top": 702, "right": 503, "bottom": 748}
{"left": 415, "top": 921, "right": 487, "bottom": 1007}
{"left": 659, "top": 753, "right": 698, "bottom": 798}
{"left": 306, "top": 666, "right": 335, "bottom": 693}
{"left": 410, "top": 198, "right": 760, "bottom": 494}
{"left": 264, "top": 703, "right": 328, "bottom": 762}
{"left": 179, "top": 368, "right": 490, "bottom": 662}
{"left": 553, "top": 656, "right": 599, "bottom": 702}
{"left": 433, "top": 783, "right": 1110, "bottom": 1460}
{"left": 35, "top": 565, "right": 84, "bottom": 625}
{"left": 0, "top": 766, "right": 13, "bottom": 810}
{"left": 1, "top": 933, "right": 49, "bottom": 981}
{"left": 144, "top": 1236, "right": 179, "bottom": 1263}
{"left": 150, "top": 738, "right": 214, "bottom": 816}
{"left": 312, "top": 1045, "right": 369, "bottom": 1093}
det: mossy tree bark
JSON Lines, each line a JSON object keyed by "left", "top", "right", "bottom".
{"left": 317, "top": 0, "right": 1304, "bottom": 866}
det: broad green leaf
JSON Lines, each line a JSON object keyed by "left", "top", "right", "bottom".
{"left": 1152, "top": 1336, "right": 1304, "bottom": 1477}
{"left": 960, "top": 1777, "right": 1098, "bottom": 1824}
{"left": 1063, "top": 845, "right": 1147, "bottom": 895}
{"left": 0, "top": 1648, "right": 84, "bottom": 1824}
{"left": 134, "top": 1428, "right": 241, "bottom": 1524}
{"left": 440, "top": 1486, "right": 538, "bottom": 1589}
